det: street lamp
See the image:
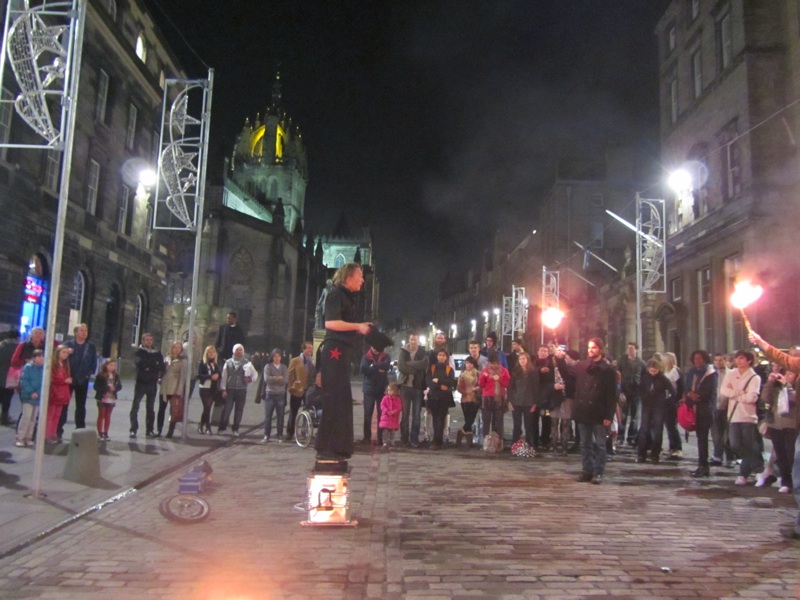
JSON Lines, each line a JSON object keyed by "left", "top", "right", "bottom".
{"left": 606, "top": 192, "right": 666, "bottom": 350}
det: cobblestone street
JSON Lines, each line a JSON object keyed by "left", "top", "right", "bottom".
{"left": 0, "top": 384, "right": 796, "bottom": 599}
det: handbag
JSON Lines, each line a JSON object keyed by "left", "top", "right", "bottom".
{"left": 5, "top": 366, "right": 21, "bottom": 389}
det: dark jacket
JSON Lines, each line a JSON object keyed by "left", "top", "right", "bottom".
{"left": 569, "top": 358, "right": 618, "bottom": 425}
{"left": 397, "top": 346, "right": 428, "bottom": 390}
{"left": 426, "top": 362, "right": 456, "bottom": 408}
{"left": 640, "top": 371, "right": 675, "bottom": 407}
{"left": 94, "top": 373, "right": 122, "bottom": 401}
{"left": 65, "top": 339, "right": 98, "bottom": 385}
{"left": 134, "top": 346, "right": 164, "bottom": 385}
{"left": 323, "top": 284, "right": 358, "bottom": 349}
{"left": 215, "top": 324, "right": 246, "bottom": 360}
{"left": 508, "top": 367, "right": 539, "bottom": 408}
{"left": 360, "top": 349, "right": 391, "bottom": 396}
{"left": 197, "top": 359, "right": 222, "bottom": 392}
{"left": 683, "top": 365, "right": 718, "bottom": 417}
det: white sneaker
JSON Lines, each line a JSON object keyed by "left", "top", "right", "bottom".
{"left": 735, "top": 476, "right": 747, "bottom": 486}
{"left": 14, "top": 440, "right": 24, "bottom": 447}
{"left": 260, "top": 436, "right": 269, "bottom": 443}
{"left": 778, "top": 486, "right": 791, "bottom": 493}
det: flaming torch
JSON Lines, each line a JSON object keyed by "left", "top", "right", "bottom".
{"left": 730, "top": 280, "right": 763, "bottom": 334}
{"left": 542, "top": 307, "right": 565, "bottom": 344}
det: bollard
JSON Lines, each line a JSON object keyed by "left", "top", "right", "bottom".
{"left": 63, "top": 429, "right": 101, "bottom": 484}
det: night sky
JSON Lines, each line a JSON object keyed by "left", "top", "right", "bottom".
{"left": 144, "top": 0, "right": 671, "bottom": 322}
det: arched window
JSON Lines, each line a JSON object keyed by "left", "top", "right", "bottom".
{"left": 69, "top": 271, "right": 86, "bottom": 333}
{"left": 130, "top": 293, "right": 144, "bottom": 346}
{"left": 334, "top": 253, "right": 346, "bottom": 268}
{"left": 106, "top": 0, "right": 117, "bottom": 21}
{"left": 135, "top": 33, "right": 147, "bottom": 63}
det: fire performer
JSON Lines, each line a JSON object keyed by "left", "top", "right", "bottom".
{"left": 747, "top": 330, "right": 800, "bottom": 541}
{"left": 315, "top": 263, "right": 391, "bottom": 462}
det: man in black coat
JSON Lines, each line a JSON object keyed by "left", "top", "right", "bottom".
{"left": 215, "top": 311, "right": 247, "bottom": 361}
{"left": 557, "top": 338, "right": 617, "bottom": 484}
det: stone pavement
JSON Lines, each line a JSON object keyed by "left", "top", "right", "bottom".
{"left": 0, "top": 382, "right": 797, "bottom": 599}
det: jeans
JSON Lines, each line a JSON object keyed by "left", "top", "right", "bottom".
{"left": 286, "top": 394, "right": 304, "bottom": 437}
{"left": 0, "top": 387, "right": 15, "bottom": 422}
{"left": 711, "top": 407, "right": 734, "bottom": 462}
{"left": 578, "top": 422, "right": 609, "bottom": 476}
{"left": 130, "top": 381, "right": 157, "bottom": 434}
{"left": 793, "top": 431, "right": 800, "bottom": 533}
{"left": 511, "top": 405, "right": 535, "bottom": 446}
{"left": 481, "top": 402, "right": 504, "bottom": 440}
{"left": 460, "top": 402, "right": 479, "bottom": 433}
{"left": 362, "top": 391, "right": 383, "bottom": 444}
{"left": 429, "top": 403, "right": 449, "bottom": 446}
{"left": 770, "top": 428, "right": 797, "bottom": 489}
{"left": 220, "top": 388, "right": 247, "bottom": 432}
{"left": 728, "top": 422, "right": 764, "bottom": 477}
{"left": 401, "top": 387, "right": 423, "bottom": 444}
{"left": 637, "top": 401, "right": 665, "bottom": 458}
{"left": 264, "top": 392, "right": 286, "bottom": 439}
{"left": 664, "top": 400, "right": 682, "bottom": 451}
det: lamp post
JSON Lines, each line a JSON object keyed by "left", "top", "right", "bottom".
{"left": 606, "top": 193, "right": 666, "bottom": 351}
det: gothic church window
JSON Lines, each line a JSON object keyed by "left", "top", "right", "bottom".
{"left": 230, "top": 248, "right": 254, "bottom": 284}
{"left": 334, "top": 253, "right": 346, "bottom": 268}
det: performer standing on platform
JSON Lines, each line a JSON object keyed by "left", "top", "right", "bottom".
{"left": 315, "top": 263, "right": 372, "bottom": 461}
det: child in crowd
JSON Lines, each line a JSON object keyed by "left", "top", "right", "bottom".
{"left": 16, "top": 349, "right": 44, "bottom": 447}
{"left": 379, "top": 382, "right": 402, "bottom": 448}
{"left": 94, "top": 359, "right": 122, "bottom": 440}
{"left": 46, "top": 345, "right": 72, "bottom": 444}
{"left": 456, "top": 356, "right": 480, "bottom": 447}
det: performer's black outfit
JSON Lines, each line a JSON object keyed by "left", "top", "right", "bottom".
{"left": 315, "top": 284, "right": 358, "bottom": 460}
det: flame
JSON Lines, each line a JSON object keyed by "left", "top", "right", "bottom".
{"left": 730, "top": 280, "right": 763, "bottom": 310}
{"left": 542, "top": 307, "right": 565, "bottom": 330}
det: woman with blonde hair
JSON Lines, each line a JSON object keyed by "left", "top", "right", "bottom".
{"left": 662, "top": 352, "right": 684, "bottom": 459}
{"left": 196, "top": 345, "right": 221, "bottom": 435}
{"left": 159, "top": 341, "right": 186, "bottom": 438}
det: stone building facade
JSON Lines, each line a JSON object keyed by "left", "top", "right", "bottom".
{"left": 0, "top": 0, "right": 185, "bottom": 372}
{"left": 654, "top": 0, "right": 800, "bottom": 359}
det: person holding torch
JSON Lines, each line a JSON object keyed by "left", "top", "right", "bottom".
{"left": 748, "top": 329, "right": 800, "bottom": 541}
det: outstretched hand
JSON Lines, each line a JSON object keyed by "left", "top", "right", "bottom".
{"left": 748, "top": 331, "right": 765, "bottom": 348}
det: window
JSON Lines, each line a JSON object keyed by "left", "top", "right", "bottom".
{"left": 131, "top": 294, "right": 144, "bottom": 346}
{"left": 0, "top": 87, "right": 12, "bottom": 160}
{"left": 697, "top": 267, "right": 712, "bottom": 349}
{"left": 87, "top": 159, "right": 100, "bottom": 215}
{"left": 95, "top": 69, "right": 109, "bottom": 123}
{"left": 668, "top": 25, "right": 677, "bottom": 52}
{"left": 690, "top": 0, "right": 700, "bottom": 20}
{"left": 671, "top": 277, "right": 683, "bottom": 301}
{"left": 135, "top": 33, "right": 147, "bottom": 63}
{"left": 151, "top": 129, "right": 160, "bottom": 163}
{"left": 724, "top": 257, "right": 744, "bottom": 351}
{"left": 719, "top": 12, "right": 733, "bottom": 70}
{"left": 334, "top": 253, "right": 346, "bottom": 268}
{"left": 589, "top": 193, "right": 604, "bottom": 207}
{"left": 718, "top": 121, "right": 741, "bottom": 201}
{"left": 589, "top": 221, "right": 604, "bottom": 249}
{"left": 670, "top": 78, "right": 678, "bottom": 123}
{"left": 106, "top": 0, "right": 117, "bottom": 21}
{"left": 692, "top": 49, "right": 703, "bottom": 98}
{"left": 126, "top": 104, "right": 137, "bottom": 150}
{"left": 69, "top": 271, "right": 85, "bottom": 333}
{"left": 118, "top": 184, "right": 131, "bottom": 234}
{"left": 159, "top": 70, "right": 165, "bottom": 89}
{"left": 44, "top": 149, "right": 60, "bottom": 192}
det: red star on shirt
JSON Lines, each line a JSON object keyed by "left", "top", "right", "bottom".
{"left": 329, "top": 347, "right": 342, "bottom": 360}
